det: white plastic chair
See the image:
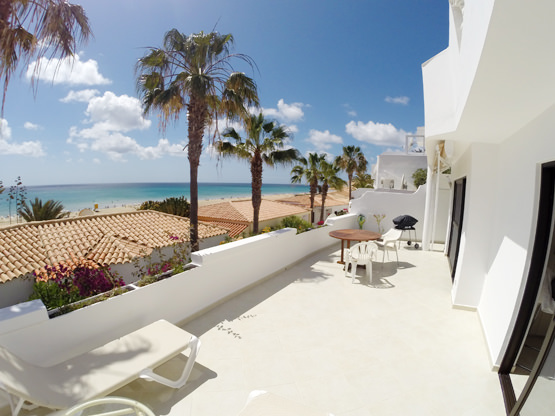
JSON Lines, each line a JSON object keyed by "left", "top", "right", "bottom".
{"left": 345, "top": 241, "right": 379, "bottom": 283}
{"left": 376, "top": 228, "right": 402, "bottom": 266}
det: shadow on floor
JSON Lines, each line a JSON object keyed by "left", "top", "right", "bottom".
{"left": 348, "top": 260, "right": 415, "bottom": 288}
{"left": 183, "top": 247, "right": 338, "bottom": 337}
{"left": 114, "top": 358, "right": 217, "bottom": 415}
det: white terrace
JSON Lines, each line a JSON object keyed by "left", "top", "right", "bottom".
{"left": 0, "top": 215, "right": 506, "bottom": 416}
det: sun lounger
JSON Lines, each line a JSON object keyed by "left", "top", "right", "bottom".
{"left": 0, "top": 319, "right": 200, "bottom": 416}
{"left": 50, "top": 396, "right": 156, "bottom": 416}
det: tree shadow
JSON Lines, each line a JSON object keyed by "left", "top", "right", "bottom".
{"left": 182, "top": 247, "right": 339, "bottom": 338}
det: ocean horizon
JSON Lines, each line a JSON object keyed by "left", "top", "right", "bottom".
{"left": 0, "top": 182, "right": 310, "bottom": 218}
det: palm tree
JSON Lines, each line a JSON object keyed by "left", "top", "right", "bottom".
{"left": 352, "top": 173, "right": 374, "bottom": 189}
{"left": 319, "top": 159, "right": 346, "bottom": 223}
{"left": 335, "top": 145, "right": 368, "bottom": 200}
{"left": 217, "top": 112, "right": 299, "bottom": 234}
{"left": 291, "top": 152, "right": 325, "bottom": 223}
{"left": 136, "top": 30, "right": 259, "bottom": 251}
{"left": 19, "top": 197, "right": 67, "bottom": 221}
{"left": 0, "top": 0, "right": 92, "bottom": 112}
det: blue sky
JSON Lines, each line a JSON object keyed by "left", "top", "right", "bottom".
{"left": 0, "top": 0, "right": 448, "bottom": 186}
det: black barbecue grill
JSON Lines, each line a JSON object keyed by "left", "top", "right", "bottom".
{"left": 392, "top": 215, "right": 419, "bottom": 249}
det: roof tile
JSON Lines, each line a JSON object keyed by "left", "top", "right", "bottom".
{"left": 0, "top": 210, "right": 227, "bottom": 283}
{"left": 199, "top": 199, "right": 308, "bottom": 223}
{"left": 206, "top": 221, "right": 249, "bottom": 238}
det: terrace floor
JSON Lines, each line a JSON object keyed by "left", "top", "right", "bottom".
{"left": 17, "top": 243, "right": 507, "bottom": 415}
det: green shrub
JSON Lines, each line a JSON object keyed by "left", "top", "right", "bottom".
{"left": 138, "top": 200, "right": 161, "bottom": 210}
{"left": 280, "top": 215, "right": 313, "bottom": 233}
{"left": 412, "top": 168, "right": 427, "bottom": 188}
{"left": 28, "top": 279, "right": 81, "bottom": 309}
{"left": 138, "top": 196, "right": 190, "bottom": 217}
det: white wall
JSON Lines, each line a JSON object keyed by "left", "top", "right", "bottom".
{"left": 423, "top": 0, "right": 555, "bottom": 367}
{"left": 348, "top": 186, "right": 449, "bottom": 244}
{"left": 422, "top": 0, "right": 495, "bottom": 138}
{"left": 315, "top": 202, "right": 349, "bottom": 224}
{"left": 476, "top": 104, "right": 555, "bottom": 365}
{"left": 374, "top": 153, "right": 427, "bottom": 191}
{"left": 446, "top": 103, "right": 555, "bottom": 365}
{"left": 450, "top": 143, "right": 498, "bottom": 308}
{"left": 0, "top": 278, "right": 34, "bottom": 309}
{"left": 0, "top": 234, "right": 226, "bottom": 309}
{"left": 0, "top": 214, "right": 357, "bottom": 367}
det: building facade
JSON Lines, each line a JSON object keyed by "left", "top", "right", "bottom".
{"left": 422, "top": 1, "right": 555, "bottom": 413}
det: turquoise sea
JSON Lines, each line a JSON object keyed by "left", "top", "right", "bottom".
{"left": 0, "top": 182, "right": 309, "bottom": 217}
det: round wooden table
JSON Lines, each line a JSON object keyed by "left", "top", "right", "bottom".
{"left": 329, "top": 229, "right": 382, "bottom": 264}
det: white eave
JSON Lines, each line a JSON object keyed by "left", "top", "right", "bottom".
{"left": 424, "top": 1, "right": 555, "bottom": 145}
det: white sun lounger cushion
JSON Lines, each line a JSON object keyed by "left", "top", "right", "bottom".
{"left": 0, "top": 319, "right": 200, "bottom": 415}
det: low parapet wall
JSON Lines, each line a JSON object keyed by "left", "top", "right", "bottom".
{"left": 349, "top": 185, "right": 446, "bottom": 243}
{"left": 0, "top": 213, "right": 356, "bottom": 367}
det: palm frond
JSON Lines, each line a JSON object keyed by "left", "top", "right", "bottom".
{"left": 0, "top": 0, "right": 91, "bottom": 113}
{"left": 135, "top": 29, "right": 260, "bottom": 250}
{"left": 19, "top": 197, "right": 67, "bottom": 222}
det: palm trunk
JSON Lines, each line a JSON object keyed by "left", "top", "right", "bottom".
{"left": 187, "top": 95, "right": 207, "bottom": 252}
{"left": 0, "top": 0, "right": 11, "bottom": 22}
{"left": 320, "top": 182, "right": 329, "bottom": 223}
{"left": 309, "top": 179, "right": 317, "bottom": 224}
{"left": 251, "top": 152, "right": 263, "bottom": 234}
{"left": 348, "top": 173, "right": 353, "bottom": 200}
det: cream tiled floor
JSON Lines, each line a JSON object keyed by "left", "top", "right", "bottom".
{"left": 13, "top": 244, "right": 507, "bottom": 415}
{"left": 119, "top": 243, "right": 505, "bottom": 415}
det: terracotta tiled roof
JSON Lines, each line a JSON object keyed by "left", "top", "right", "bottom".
{"left": 276, "top": 191, "right": 349, "bottom": 209}
{"left": 206, "top": 221, "right": 249, "bottom": 238}
{"left": 199, "top": 199, "right": 308, "bottom": 223}
{"left": 0, "top": 210, "right": 227, "bottom": 283}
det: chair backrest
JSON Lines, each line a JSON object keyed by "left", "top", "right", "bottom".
{"left": 349, "top": 242, "right": 378, "bottom": 261}
{"left": 382, "top": 228, "right": 402, "bottom": 243}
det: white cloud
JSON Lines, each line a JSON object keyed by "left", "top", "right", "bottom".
{"left": 263, "top": 99, "right": 306, "bottom": 123}
{"left": 26, "top": 55, "right": 111, "bottom": 86}
{"left": 66, "top": 92, "right": 187, "bottom": 161}
{"left": 385, "top": 96, "right": 410, "bottom": 105}
{"left": 24, "top": 122, "right": 41, "bottom": 130}
{"left": 0, "top": 118, "right": 12, "bottom": 140}
{"left": 306, "top": 129, "right": 343, "bottom": 152}
{"left": 0, "top": 119, "right": 45, "bottom": 157}
{"left": 68, "top": 128, "right": 185, "bottom": 161}
{"left": 343, "top": 103, "right": 357, "bottom": 117}
{"left": 210, "top": 118, "right": 244, "bottom": 137}
{"left": 302, "top": 149, "right": 335, "bottom": 163}
{"left": 288, "top": 124, "right": 299, "bottom": 134}
{"left": 60, "top": 89, "right": 100, "bottom": 103}
{"left": 84, "top": 92, "right": 151, "bottom": 132}
{"left": 345, "top": 120, "right": 407, "bottom": 146}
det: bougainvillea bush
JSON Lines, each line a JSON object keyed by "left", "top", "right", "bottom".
{"left": 29, "top": 261, "right": 125, "bottom": 311}
{"left": 133, "top": 233, "right": 191, "bottom": 287}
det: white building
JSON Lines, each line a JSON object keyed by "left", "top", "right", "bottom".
{"left": 372, "top": 127, "right": 427, "bottom": 191}
{"left": 422, "top": 0, "right": 555, "bottom": 412}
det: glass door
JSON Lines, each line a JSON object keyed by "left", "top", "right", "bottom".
{"left": 447, "top": 177, "right": 466, "bottom": 279}
{"left": 499, "top": 161, "right": 555, "bottom": 415}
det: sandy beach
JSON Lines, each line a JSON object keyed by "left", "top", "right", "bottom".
{"left": 0, "top": 192, "right": 300, "bottom": 229}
